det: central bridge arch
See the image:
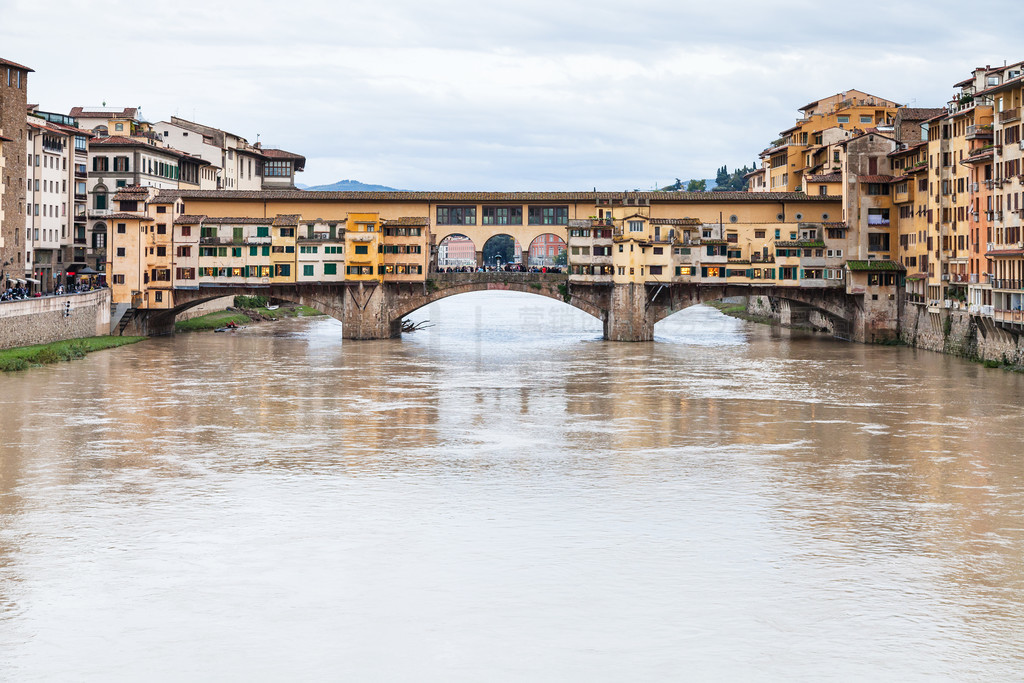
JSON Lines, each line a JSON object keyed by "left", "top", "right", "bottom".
{"left": 386, "top": 273, "right": 608, "bottom": 325}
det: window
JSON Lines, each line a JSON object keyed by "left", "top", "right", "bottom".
{"left": 355, "top": 245, "right": 369, "bottom": 255}
{"left": 116, "top": 247, "right": 126, "bottom": 257}
{"left": 482, "top": 206, "right": 523, "bottom": 225}
{"left": 436, "top": 206, "right": 476, "bottom": 225}
{"left": 113, "top": 156, "right": 129, "bottom": 172}
{"left": 232, "top": 248, "right": 242, "bottom": 258}
{"left": 867, "top": 208, "right": 890, "bottom": 225}
{"left": 629, "top": 221, "right": 643, "bottom": 232}
{"left": 279, "top": 228, "right": 294, "bottom": 237}
{"left": 156, "top": 246, "right": 166, "bottom": 257}
{"left": 114, "top": 123, "right": 124, "bottom": 132}
{"left": 837, "top": 115, "right": 849, "bottom": 124}
{"left": 755, "top": 230, "right": 765, "bottom": 239}
{"left": 527, "top": 206, "right": 569, "bottom": 225}
{"left": 274, "top": 264, "right": 291, "bottom": 277}
{"left": 324, "top": 263, "right": 337, "bottom": 276}
{"left": 180, "top": 226, "right": 191, "bottom": 237}
{"left": 256, "top": 226, "right": 269, "bottom": 237}
{"left": 868, "top": 233, "right": 891, "bottom": 252}
{"left": 117, "top": 223, "right": 126, "bottom": 234}
{"left": 113, "top": 274, "right": 124, "bottom": 284}
{"left": 860, "top": 115, "right": 872, "bottom": 124}
{"left": 303, "top": 264, "right": 314, "bottom": 277}
{"left": 264, "top": 160, "right": 291, "bottom": 177}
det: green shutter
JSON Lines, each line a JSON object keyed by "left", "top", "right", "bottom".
{"left": 324, "top": 263, "right": 337, "bottom": 275}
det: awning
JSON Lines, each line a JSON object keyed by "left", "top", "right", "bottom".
{"left": 24, "top": 278, "right": 41, "bottom": 284}
{"left": 76, "top": 267, "right": 100, "bottom": 275}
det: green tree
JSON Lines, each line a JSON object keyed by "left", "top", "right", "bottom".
{"left": 482, "top": 235, "right": 515, "bottom": 265}
{"left": 686, "top": 178, "right": 707, "bottom": 192}
{"left": 716, "top": 165, "right": 730, "bottom": 188}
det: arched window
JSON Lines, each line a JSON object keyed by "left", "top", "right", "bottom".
{"left": 94, "top": 184, "right": 108, "bottom": 211}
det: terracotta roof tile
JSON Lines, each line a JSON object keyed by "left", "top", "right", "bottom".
{"left": 168, "top": 189, "right": 837, "bottom": 203}
{"left": 384, "top": 216, "right": 430, "bottom": 226}
{"left": 174, "top": 215, "right": 208, "bottom": 224}
{"left": 260, "top": 148, "right": 305, "bottom": 160}
{"left": 858, "top": 175, "right": 895, "bottom": 183}
{"left": 201, "top": 216, "right": 271, "bottom": 225}
{"left": 272, "top": 214, "right": 301, "bottom": 226}
{"left": 649, "top": 217, "right": 702, "bottom": 225}
{"left": 0, "top": 57, "right": 33, "bottom": 72}
{"left": 897, "top": 107, "right": 946, "bottom": 121}
{"left": 806, "top": 173, "right": 842, "bottom": 183}
{"left": 103, "top": 212, "right": 154, "bottom": 221}
{"left": 69, "top": 106, "right": 137, "bottom": 119}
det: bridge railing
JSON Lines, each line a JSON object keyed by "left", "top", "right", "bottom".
{"left": 428, "top": 272, "right": 567, "bottom": 285}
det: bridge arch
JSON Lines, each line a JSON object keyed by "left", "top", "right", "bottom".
{"left": 481, "top": 234, "right": 523, "bottom": 267}
{"left": 436, "top": 233, "right": 477, "bottom": 269}
{"left": 527, "top": 233, "right": 567, "bottom": 267}
{"left": 387, "top": 273, "right": 607, "bottom": 325}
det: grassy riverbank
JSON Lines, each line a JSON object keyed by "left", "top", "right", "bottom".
{"left": 175, "top": 304, "right": 322, "bottom": 332}
{"left": 0, "top": 336, "right": 147, "bottom": 372}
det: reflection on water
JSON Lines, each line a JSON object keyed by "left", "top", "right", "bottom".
{"left": 1, "top": 292, "right": 1024, "bottom": 680}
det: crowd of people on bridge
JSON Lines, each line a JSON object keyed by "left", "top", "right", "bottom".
{"left": 437, "top": 265, "right": 564, "bottom": 274}
{"left": 1, "top": 280, "right": 105, "bottom": 303}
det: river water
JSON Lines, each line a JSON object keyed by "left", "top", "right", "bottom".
{"left": 1, "top": 292, "right": 1023, "bottom": 681}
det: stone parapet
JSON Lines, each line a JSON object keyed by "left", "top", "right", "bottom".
{"left": 0, "top": 289, "right": 111, "bottom": 350}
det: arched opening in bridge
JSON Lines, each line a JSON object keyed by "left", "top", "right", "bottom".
{"left": 437, "top": 234, "right": 477, "bottom": 270}
{"left": 481, "top": 234, "right": 524, "bottom": 268}
{"left": 528, "top": 233, "right": 567, "bottom": 268}
{"left": 400, "top": 290, "right": 603, "bottom": 342}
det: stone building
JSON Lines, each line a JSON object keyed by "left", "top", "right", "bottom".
{"left": 0, "top": 57, "right": 31, "bottom": 282}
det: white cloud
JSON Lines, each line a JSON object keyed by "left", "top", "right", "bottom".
{"left": 2, "top": 0, "right": 1020, "bottom": 189}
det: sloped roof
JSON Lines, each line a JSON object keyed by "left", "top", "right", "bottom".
{"left": 0, "top": 57, "right": 33, "bottom": 72}
{"left": 846, "top": 260, "right": 905, "bottom": 272}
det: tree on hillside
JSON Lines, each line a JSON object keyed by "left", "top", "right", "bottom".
{"left": 685, "top": 179, "right": 707, "bottom": 192}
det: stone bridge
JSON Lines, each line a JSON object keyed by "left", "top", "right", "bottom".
{"left": 124, "top": 272, "right": 889, "bottom": 343}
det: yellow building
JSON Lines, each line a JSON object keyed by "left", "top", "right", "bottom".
{"left": 344, "top": 212, "right": 381, "bottom": 281}
{"left": 758, "top": 90, "right": 901, "bottom": 193}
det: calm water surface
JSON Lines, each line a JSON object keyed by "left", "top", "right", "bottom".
{"left": 1, "top": 293, "right": 1024, "bottom": 681}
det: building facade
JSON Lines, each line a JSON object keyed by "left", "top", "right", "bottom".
{"left": 0, "top": 58, "right": 31, "bottom": 281}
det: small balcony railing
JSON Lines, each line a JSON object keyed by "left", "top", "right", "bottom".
{"left": 999, "top": 108, "right": 1021, "bottom": 123}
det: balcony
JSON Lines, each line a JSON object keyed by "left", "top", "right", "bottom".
{"left": 999, "top": 107, "right": 1021, "bottom": 123}
{"left": 991, "top": 278, "right": 1024, "bottom": 290}
{"left": 199, "top": 236, "right": 235, "bottom": 245}
{"left": 995, "top": 309, "right": 1024, "bottom": 324}
{"left": 244, "top": 236, "right": 272, "bottom": 245}
{"left": 966, "top": 124, "right": 994, "bottom": 140}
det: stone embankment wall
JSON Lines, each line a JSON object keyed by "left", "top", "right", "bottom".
{"left": 175, "top": 295, "right": 234, "bottom": 321}
{"left": 0, "top": 289, "right": 111, "bottom": 350}
{"left": 900, "top": 303, "right": 1024, "bottom": 365}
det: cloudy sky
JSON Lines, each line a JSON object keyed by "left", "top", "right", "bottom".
{"left": 2, "top": 0, "right": 1019, "bottom": 190}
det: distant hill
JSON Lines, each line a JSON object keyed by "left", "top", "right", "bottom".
{"left": 299, "top": 179, "right": 403, "bottom": 192}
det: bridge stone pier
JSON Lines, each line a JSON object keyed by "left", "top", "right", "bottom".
{"left": 121, "top": 273, "right": 898, "bottom": 343}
